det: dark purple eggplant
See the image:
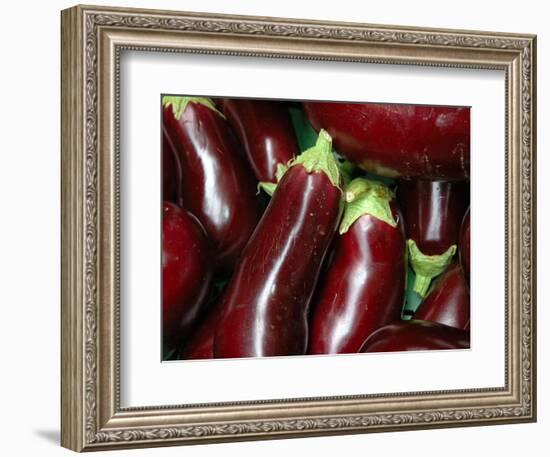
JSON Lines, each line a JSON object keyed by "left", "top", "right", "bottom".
{"left": 397, "top": 179, "right": 469, "bottom": 296}
{"left": 162, "top": 96, "right": 262, "bottom": 273}
{"left": 360, "top": 320, "right": 470, "bottom": 353}
{"left": 217, "top": 99, "right": 298, "bottom": 190}
{"left": 214, "top": 130, "right": 343, "bottom": 358}
{"left": 162, "top": 132, "right": 180, "bottom": 203}
{"left": 162, "top": 202, "right": 213, "bottom": 347}
{"left": 304, "top": 101, "right": 470, "bottom": 179}
{"left": 308, "top": 178, "right": 407, "bottom": 354}
{"left": 460, "top": 207, "right": 470, "bottom": 282}
{"left": 414, "top": 262, "right": 470, "bottom": 330}
{"left": 179, "top": 299, "right": 224, "bottom": 360}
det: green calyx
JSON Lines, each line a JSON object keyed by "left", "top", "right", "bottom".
{"left": 162, "top": 96, "right": 224, "bottom": 120}
{"left": 258, "top": 181, "right": 277, "bottom": 196}
{"left": 407, "top": 239, "right": 457, "bottom": 297}
{"left": 290, "top": 129, "right": 341, "bottom": 188}
{"left": 339, "top": 178, "right": 396, "bottom": 234}
{"left": 259, "top": 129, "right": 341, "bottom": 196}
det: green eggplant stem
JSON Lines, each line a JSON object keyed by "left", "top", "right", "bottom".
{"left": 162, "top": 96, "right": 224, "bottom": 120}
{"left": 261, "top": 129, "right": 341, "bottom": 196}
{"left": 408, "top": 239, "right": 457, "bottom": 297}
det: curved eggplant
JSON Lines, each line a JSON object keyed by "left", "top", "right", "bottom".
{"left": 308, "top": 178, "right": 407, "bottom": 354}
{"left": 162, "top": 96, "right": 262, "bottom": 272}
{"left": 414, "top": 262, "right": 469, "bottom": 330}
{"left": 360, "top": 320, "right": 470, "bottom": 353}
{"left": 397, "top": 179, "right": 469, "bottom": 297}
{"left": 162, "top": 202, "right": 213, "bottom": 347}
{"left": 304, "top": 101, "right": 470, "bottom": 179}
{"left": 214, "top": 130, "right": 343, "bottom": 358}
{"left": 460, "top": 207, "right": 470, "bottom": 282}
{"left": 217, "top": 99, "right": 298, "bottom": 189}
{"left": 162, "top": 132, "right": 180, "bottom": 203}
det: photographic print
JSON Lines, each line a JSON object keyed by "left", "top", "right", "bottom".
{"left": 161, "top": 97, "right": 471, "bottom": 360}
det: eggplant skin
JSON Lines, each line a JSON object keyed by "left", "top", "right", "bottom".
{"left": 304, "top": 102, "right": 470, "bottom": 179}
{"left": 397, "top": 180, "right": 469, "bottom": 255}
{"left": 218, "top": 99, "right": 298, "bottom": 184}
{"left": 460, "top": 208, "right": 471, "bottom": 282}
{"left": 163, "top": 101, "right": 261, "bottom": 273}
{"left": 162, "top": 202, "right": 213, "bottom": 347}
{"left": 360, "top": 320, "right": 470, "bottom": 353}
{"left": 214, "top": 166, "right": 343, "bottom": 358}
{"left": 179, "top": 301, "right": 220, "bottom": 360}
{"left": 308, "top": 204, "right": 406, "bottom": 354}
{"left": 414, "top": 263, "right": 470, "bottom": 330}
{"left": 162, "top": 132, "right": 180, "bottom": 204}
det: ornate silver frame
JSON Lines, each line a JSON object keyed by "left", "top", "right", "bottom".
{"left": 61, "top": 4, "right": 537, "bottom": 452}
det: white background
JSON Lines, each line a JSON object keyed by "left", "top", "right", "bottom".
{"left": 122, "top": 53, "right": 504, "bottom": 406}
{"left": 0, "top": 0, "right": 546, "bottom": 456}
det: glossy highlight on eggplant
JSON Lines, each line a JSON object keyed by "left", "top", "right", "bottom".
{"left": 218, "top": 98, "right": 298, "bottom": 186}
{"left": 414, "top": 262, "right": 470, "bottom": 330}
{"left": 309, "top": 179, "right": 407, "bottom": 354}
{"left": 162, "top": 96, "right": 262, "bottom": 273}
{"left": 304, "top": 101, "right": 470, "bottom": 179}
{"left": 162, "top": 202, "right": 213, "bottom": 347}
{"left": 360, "top": 320, "right": 470, "bottom": 353}
{"left": 214, "top": 131, "right": 343, "bottom": 358}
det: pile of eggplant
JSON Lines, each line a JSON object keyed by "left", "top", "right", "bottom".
{"left": 161, "top": 96, "right": 471, "bottom": 360}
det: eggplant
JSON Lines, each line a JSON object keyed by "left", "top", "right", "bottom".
{"left": 179, "top": 300, "right": 224, "bottom": 360}
{"left": 162, "top": 96, "right": 262, "bottom": 273}
{"left": 304, "top": 101, "right": 470, "bottom": 180}
{"left": 217, "top": 99, "right": 298, "bottom": 191}
{"left": 214, "top": 130, "right": 343, "bottom": 358}
{"left": 162, "top": 132, "right": 180, "bottom": 203}
{"left": 460, "top": 207, "right": 470, "bottom": 282}
{"left": 397, "top": 179, "right": 469, "bottom": 297}
{"left": 414, "top": 262, "right": 469, "bottom": 330}
{"left": 308, "top": 178, "right": 407, "bottom": 354}
{"left": 360, "top": 320, "right": 470, "bottom": 353}
{"left": 162, "top": 202, "right": 213, "bottom": 347}
{"left": 179, "top": 279, "right": 230, "bottom": 360}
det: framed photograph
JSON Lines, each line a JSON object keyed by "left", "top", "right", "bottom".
{"left": 61, "top": 4, "right": 537, "bottom": 452}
